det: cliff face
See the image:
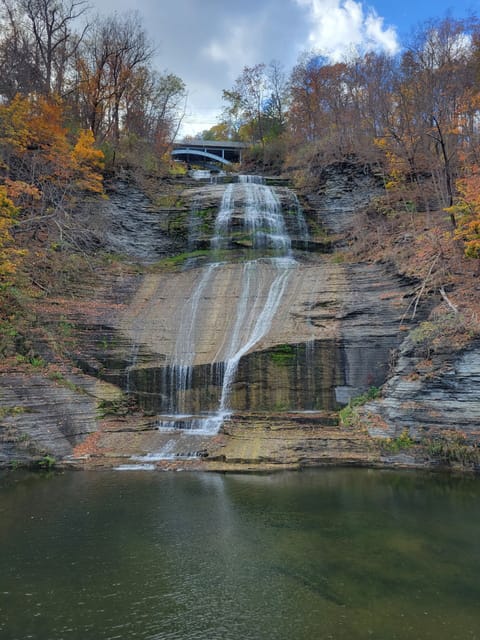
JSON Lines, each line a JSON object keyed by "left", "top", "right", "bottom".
{"left": 364, "top": 338, "right": 480, "bottom": 441}
{"left": 0, "top": 360, "right": 123, "bottom": 467}
{"left": 1, "top": 167, "right": 478, "bottom": 471}
{"left": 111, "top": 260, "right": 409, "bottom": 413}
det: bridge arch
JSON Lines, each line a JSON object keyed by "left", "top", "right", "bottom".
{"left": 171, "top": 148, "right": 232, "bottom": 165}
{"left": 171, "top": 140, "right": 247, "bottom": 167}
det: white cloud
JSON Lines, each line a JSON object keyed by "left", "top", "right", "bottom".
{"left": 202, "top": 19, "right": 267, "bottom": 81}
{"left": 295, "top": 0, "right": 399, "bottom": 60}
{"left": 365, "top": 12, "right": 399, "bottom": 56}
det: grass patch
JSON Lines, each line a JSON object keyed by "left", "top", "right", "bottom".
{"left": 36, "top": 455, "right": 56, "bottom": 470}
{"left": 97, "top": 395, "right": 132, "bottom": 418}
{"left": 0, "top": 406, "right": 26, "bottom": 418}
{"left": 382, "top": 428, "right": 415, "bottom": 452}
{"left": 166, "top": 213, "right": 189, "bottom": 238}
{"left": 58, "top": 317, "right": 73, "bottom": 337}
{"left": 270, "top": 344, "right": 296, "bottom": 365}
{"left": 15, "top": 354, "right": 47, "bottom": 368}
{"left": 331, "top": 252, "right": 346, "bottom": 264}
{"left": 409, "top": 313, "right": 478, "bottom": 357}
{"left": 47, "top": 370, "right": 86, "bottom": 394}
{"left": 424, "top": 432, "right": 480, "bottom": 466}
{"left": 155, "top": 194, "right": 185, "bottom": 209}
{"left": 195, "top": 207, "right": 216, "bottom": 219}
{"left": 155, "top": 249, "right": 214, "bottom": 270}
{"left": 195, "top": 208, "right": 216, "bottom": 234}
{"left": 339, "top": 386, "right": 381, "bottom": 426}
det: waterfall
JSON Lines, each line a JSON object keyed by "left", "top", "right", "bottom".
{"left": 243, "top": 180, "right": 291, "bottom": 253}
{"left": 288, "top": 190, "right": 310, "bottom": 247}
{"left": 211, "top": 183, "right": 234, "bottom": 249}
{"left": 168, "top": 261, "right": 220, "bottom": 414}
{"left": 217, "top": 258, "right": 293, "bottom": 412}
{"left": 156, "top": 175, "right": 303, "bottom": 438}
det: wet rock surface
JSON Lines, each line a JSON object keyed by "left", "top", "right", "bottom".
{"left": 2, "top": 166, "right": 479, "bottom": 471}
{"left": 0, "top": 369, "right": 122, "bottom": 466}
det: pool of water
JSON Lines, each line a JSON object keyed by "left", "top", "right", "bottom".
{"left": 0, "top": 468, "right": 479, "bottom": 639}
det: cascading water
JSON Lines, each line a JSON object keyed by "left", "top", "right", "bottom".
{"left": 153, "top": 175, "right": 308, "bottom": 447}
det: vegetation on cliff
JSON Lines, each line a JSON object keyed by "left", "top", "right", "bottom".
{"left": 0, "top": 0, "right": 187, "bottom": 358}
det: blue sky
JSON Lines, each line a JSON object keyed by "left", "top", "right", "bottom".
{"left": 370, "top": 0, "right": 477, "bottom": 38}
{"left": 90, "top": 0, "right": 479, "bottom": 135}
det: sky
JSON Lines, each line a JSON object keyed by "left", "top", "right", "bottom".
{"left": 88, "top": 0, "right": 479, "bottom": 136}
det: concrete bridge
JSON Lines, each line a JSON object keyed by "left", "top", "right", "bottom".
{"left": 171, "top": 140, "right": 248, "bottom": 166}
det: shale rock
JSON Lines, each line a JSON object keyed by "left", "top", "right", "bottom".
{"left": 364, "top": 339, "right": 480, "bottom": 441}
{"left": 0, "top": 369, "right": 122, "bottom": 466}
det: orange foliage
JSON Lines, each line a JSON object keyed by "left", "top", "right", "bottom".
{"left": 0, "top": 95, "right": 105, "bottom": 286}
{"left": 3, "top": 179, "right": 41, "bottom": 209}
{"left": 25, "top": 98, "right": 71, "bottom": 180}
{"left": 449, "top": 167, "right": 480, "bottom": 258}
{"left": 0, "top": 95, "right": 105, "bottom": 204}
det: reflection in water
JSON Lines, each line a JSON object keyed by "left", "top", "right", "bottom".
{"left": 0, "top": 469, "right": 479, "bottom": 640}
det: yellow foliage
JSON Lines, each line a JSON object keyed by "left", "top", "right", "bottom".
{"left": 374, "top": 137, "right": 388, "bottom": 150}
{"left": 0, "top": 95, "right": 30, "bottom": 152}
{"left": 451, "top": 167, "right": 480, "bottom": 258}
{"left": 71, "top": 130, "right": 104, "bottom": 193}
{"left": 0, "top": 186, "right": 25, "bottom": 284}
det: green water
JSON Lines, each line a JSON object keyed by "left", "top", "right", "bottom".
{"left": 0, "top": 469, "right": 479, "bottom": 640}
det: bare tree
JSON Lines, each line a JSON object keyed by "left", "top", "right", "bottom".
{"left": 407, "top": 18, "right": 479, "bottom": 217}
{"left": 123, "top": 67, "right": 186, "bottom": 149}
{"left": 0, "top": 0, "right": 41, "bottom": 97}
{"left": 20, "top": 0, "right": 89, "bottom": 95}
{"left": 76, "top": 12, "right": 153, "bottom": 144}
{"left": 265, "top": 60, "right": 289, "bottom": 134}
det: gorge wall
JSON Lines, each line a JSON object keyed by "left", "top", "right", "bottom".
{"left": 1, "top": 166, "right": 479, "bottom": 471}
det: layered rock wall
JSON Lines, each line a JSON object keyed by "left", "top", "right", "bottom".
{"left": 2, "top": 166, "right": 478, "bottom": 471}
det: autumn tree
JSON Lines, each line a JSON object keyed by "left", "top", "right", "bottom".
{"left": 288, "top": 54, "right": 358, "bottom": 160}
{"left": 222, "top": 64, "right": 267, "bottom": 143}
{"left": 0, "top": 95, "right": 104, "bottom": 227}
{"left": 75, "top": 12, "right": 153, "bottom": 147}
{"left": 123, "top": 68, "right": 186, "bottom": 153}
{"left": 198, "top": 123, "right": 231, "bottom": 141}
{"left": 410, "top": 19, "right": 478, "bottom": 217}
{"left": 0, "top": 3, "right": 187, "bottom": 172}
{"left": 0, "top": 186, "right": 24, "bottom": 284}
{"left": 262, "top": 61, "right": 289, "bottom": 139}
{"left": 449, "top": 167, "right": 480, "bottom": 258}
{"left": 221, "top": 62, "right": 289, "bottom": 144}
{"left": 71, "top": 129, "right": 104, "bottom": 193}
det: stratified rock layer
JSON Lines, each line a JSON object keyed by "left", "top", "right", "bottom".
{"left": 0, "top": 369, "right": 122, "bottom": 466}
{"left": 1, "top": 166, "right": 479, "bottom": 471}
{"left": 365, "top": 338, "right": 480, "bottom": 441}
{"left": 114, "top": 259, "right": 411, "bottom": 415}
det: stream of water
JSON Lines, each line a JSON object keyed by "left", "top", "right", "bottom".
{"left": 155, "top": 176, "right": 306, "bottom": 440}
